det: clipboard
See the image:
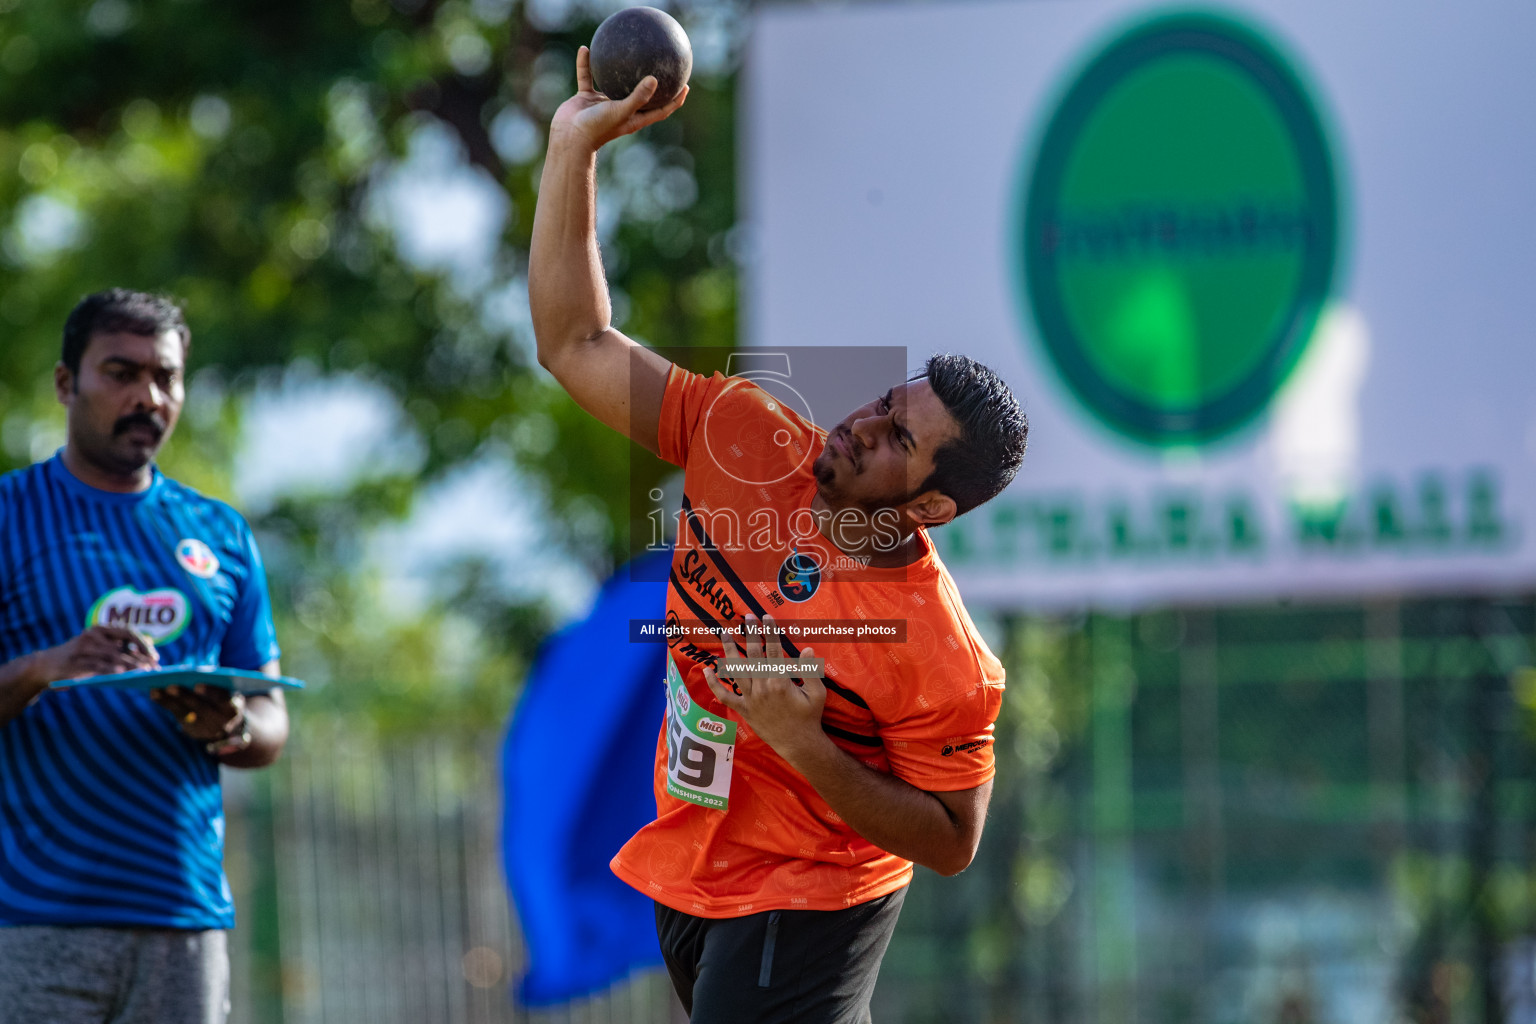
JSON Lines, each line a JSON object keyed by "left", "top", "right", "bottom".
{"left": 53, "top": 665, "right": 305, "bottom": 694}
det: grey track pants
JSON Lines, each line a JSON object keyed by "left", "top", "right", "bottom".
{"left": 0, "top": 926, "right": 229, "bottom": 1024}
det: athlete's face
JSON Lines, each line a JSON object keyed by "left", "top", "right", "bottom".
{"left": 813, "top": 379, "right": 960, "bottom": 524}
{"left": 56, "top": 329, "right": 186, "bottom": 480}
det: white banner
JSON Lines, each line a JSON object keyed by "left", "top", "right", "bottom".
{"left": 745, "top": 0, "right": 1536, "bottom": 609}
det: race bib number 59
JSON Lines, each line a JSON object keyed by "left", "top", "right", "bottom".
{"left": 664, "top": 654, "right": 736, "bottom": 810}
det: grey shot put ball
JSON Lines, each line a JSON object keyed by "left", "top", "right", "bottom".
{"left": 589, "top": 6, "right": 693, "bottom": 112}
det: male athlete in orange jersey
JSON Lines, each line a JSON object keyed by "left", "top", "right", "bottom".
{"left": 529, "top": 55, "right": 1028, "bottom": 1023}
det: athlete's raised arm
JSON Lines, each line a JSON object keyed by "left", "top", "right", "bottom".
{"left": 530, "top": 47, "right": 687, "bottom": 456}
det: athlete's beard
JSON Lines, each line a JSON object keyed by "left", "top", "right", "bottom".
{"left": 813, "top": 426, "right": 856, "bottom": 491}
{"left": 813, "top": 450, "right": 835, "bottom": 488}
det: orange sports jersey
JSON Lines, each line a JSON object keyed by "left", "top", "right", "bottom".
{"left": 610, "top": 365, "right": 1006, "bottom": 917}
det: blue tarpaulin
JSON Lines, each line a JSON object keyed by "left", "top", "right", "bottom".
{"left": 501, "top": 548, "right": 671, "bottom": 1006}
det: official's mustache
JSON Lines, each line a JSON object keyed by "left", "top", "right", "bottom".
{"left": 113, "top": 412, "right": 166, "bottom": 439}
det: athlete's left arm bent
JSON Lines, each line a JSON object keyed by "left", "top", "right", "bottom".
{"left": 708, "top": 668, "right": 992, "bottom": 874}
{"left": 704, "top": 619, "right": 993, "bottom": 876}
{"left": 785, "top": 746, "right": 992, "bottom": 877}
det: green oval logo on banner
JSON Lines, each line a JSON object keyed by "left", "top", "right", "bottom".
{"left": 1019, "top": 13, "right": 1340, "bottom": 446}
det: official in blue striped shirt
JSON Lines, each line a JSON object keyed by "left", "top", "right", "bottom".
{"left": 0, "top": 289, "right": 289, "bottom": 1024}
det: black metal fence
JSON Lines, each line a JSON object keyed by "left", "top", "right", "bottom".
{"left": 225, "top": 596, "right": 1536, "bottom": 1024}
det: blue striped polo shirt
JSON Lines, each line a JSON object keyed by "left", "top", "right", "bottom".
{"left": 0, "top": 453, "right": 280, "bottom": 929}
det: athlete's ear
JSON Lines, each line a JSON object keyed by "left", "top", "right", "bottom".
{"left": 54, "top": 362, "right": 75, "bottom": 405}
{"left": 903, "top": 490, "right": 956, "bottom": 528}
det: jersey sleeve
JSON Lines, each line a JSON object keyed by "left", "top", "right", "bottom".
{"left": 218, "top": 518, "right": 281, "bottom": 671}
{"left": 657, "top": 365, "right": 729, "bottom": 468}
{"left": 878, "top": 667, "right": 1004, "bottom": 793}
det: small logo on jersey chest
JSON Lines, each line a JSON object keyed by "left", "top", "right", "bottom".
{"left": 176, "top": 538, "right": 220, "bottom": 579}
{"left": 87, "top": 587, "right": 191, "bottom": 643}
{"left": 776, "top": 549, "right": 822, "bottom": 603}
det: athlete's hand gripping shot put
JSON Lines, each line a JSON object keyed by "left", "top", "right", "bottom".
{"left": 530, "top": 49, "right": 1027, "bottom": 1024}
{"left": 0, "top": 290, "right": 289, "bottom": 1024}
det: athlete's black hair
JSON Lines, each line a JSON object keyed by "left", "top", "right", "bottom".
{"left": 61, "top": 289, "right": 190, "bottom": 376}
{"left": 914, "top": 354, "right": 1028, "bottom": 519}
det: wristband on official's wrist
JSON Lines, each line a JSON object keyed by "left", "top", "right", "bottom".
{"left": 205, "top": 720, "right": 253, "bottom": 757}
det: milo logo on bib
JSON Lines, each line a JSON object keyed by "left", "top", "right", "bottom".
{"left": 86, "top": 587, "right": 191, "bottom": 644}
{"left": 664, "top": 654, "right": 737, "bottom": 810}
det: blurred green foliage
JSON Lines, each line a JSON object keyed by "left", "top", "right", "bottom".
{"left": 0, "top": 0, "right": 745, "bottom": 733}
